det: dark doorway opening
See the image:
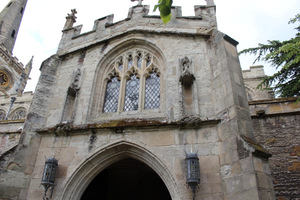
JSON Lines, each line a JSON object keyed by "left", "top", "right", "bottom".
{"left": 81, "top": 158, "right": 172, "bottom": 200}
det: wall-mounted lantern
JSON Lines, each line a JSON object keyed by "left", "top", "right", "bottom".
{"left": 185, "top": 152, "right": 200, "bottom": 200}
{"left": 41, "top": 157, "right": 58, "bottom": 200}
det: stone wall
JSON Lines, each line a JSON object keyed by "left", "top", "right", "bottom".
{"left": 0, "top": 91, "right": 33, "bottom": 157}
{"left": 242, "top": 66, "right": 274, "bottom": 101}
{"left": 250, "top": 98, "right": 300, "bottom": 199}
{"left": 0, "top": 3, "right": 276, "bottom": 200}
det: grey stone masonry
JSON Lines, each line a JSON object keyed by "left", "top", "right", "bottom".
{"left": 0, "top": 2, "right": 275, "bottom": 200}
{"left": 0, "top": 0, "right": 28, "bottom": 53}
{"left": 242, "top": 66, "right": 274, "bottom": 101}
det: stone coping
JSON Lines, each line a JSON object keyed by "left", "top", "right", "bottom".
{"left": 249, "top": 97, "right": 299, "bottom": 105}
{"left": 241, "top": 135, "right": 272, "bottom": 159}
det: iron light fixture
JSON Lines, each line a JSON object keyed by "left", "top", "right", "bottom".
{"left": 185, "top": 152, "right": 200, "bottom": 200}
{"left": 41, "top": 157, "right": 58, "bottom": 200}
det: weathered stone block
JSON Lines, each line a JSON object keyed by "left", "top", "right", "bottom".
{"left": 199, "top": 155, "right": 220, "bottom": 173}
{"left": 146, "top": 130, "right": 175, "bottom": 146}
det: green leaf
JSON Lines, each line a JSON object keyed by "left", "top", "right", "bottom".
{"left": 154, "top": 0, "right": 173, "bottom": 24}
{"left": 161, "top": 13, "right": 171, "bottom": 24}
{"left": 240, "top": 13, "right": 300, "bottom": 98}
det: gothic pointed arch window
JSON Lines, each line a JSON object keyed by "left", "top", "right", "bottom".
{"left": 9, "top": 107, "right": 27, "bottom": 120}
{"left": 102, "top": 48, "right": 161, "bottom": 113}
{"left": 0, "top": 109, "right": 6, "bottom": 121}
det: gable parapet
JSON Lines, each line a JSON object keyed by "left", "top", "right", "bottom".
{"left": 57, "top": 3, "right": 218, "bottom": 55}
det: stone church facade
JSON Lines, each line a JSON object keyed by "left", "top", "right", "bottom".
{"left": 0, "top": 0, "right": 298, "bottom": 200}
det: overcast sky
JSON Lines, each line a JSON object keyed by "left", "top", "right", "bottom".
{"left": 1, "top": 0, "right": 299, "bottom": 92}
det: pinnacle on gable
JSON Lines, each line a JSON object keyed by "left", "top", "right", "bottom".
{"left": 63, "top": 9, "right": 77, "bottom": 31}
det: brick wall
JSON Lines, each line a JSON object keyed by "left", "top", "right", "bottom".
{"left": 252, "top": 114, "right": 300, "bottom": 199}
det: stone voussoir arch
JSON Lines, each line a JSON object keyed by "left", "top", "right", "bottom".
{"left": 60, "top": 140, "right": 181, "bottom": 200}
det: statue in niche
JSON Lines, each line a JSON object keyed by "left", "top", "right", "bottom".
{"left": 70, "top": 68, "right": 82, "bottom": 91}
{"left": 179, "top": 56, "right": 195, "bottom": 87}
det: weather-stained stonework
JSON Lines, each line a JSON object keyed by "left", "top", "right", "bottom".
{"left": 0, "top": 1, "right": 279, "bottom": 200}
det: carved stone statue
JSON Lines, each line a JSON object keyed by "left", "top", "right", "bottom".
{"left": 131, "top": 0, "right": 143, "bottom": 6}
{"left": 180, "top": 56, "right": 190, "bottom": 72}
{"left": 70, "top": 68, "right": 82, "bottom": 90}
{"left": 179, "top": 56, "right": 195, "bottom": 87}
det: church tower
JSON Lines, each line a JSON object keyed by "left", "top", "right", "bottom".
{"left": 0, "top": 0, "right": 31, "bottom": 97}
{"left": 0, "top": 0, "right": 28, "bottom": 53}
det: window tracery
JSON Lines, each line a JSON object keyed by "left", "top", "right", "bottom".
{"left": 102, "top": 49, "right": 160, "bottom": 113}
{"left": 9, "top": 107, "right": 26, "bottom": 120}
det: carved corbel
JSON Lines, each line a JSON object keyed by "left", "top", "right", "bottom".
{"left": 55, "top": 122, "right": 72, "bottom": 134}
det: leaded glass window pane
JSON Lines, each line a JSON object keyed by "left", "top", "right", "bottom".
{"left": 145, "top": 72, "right": 160, "bottom": 109}
{"left": 103, "top": 77, "right": 120, "bottom": 113}
{"left": 124, "top": 75, "right": 140, "bottom": 111}
{"left": 118, "top": 61, "right": 123, "bottom": 71}
{"left": 128, "top": 55, "right": 133, "bottom": 69}
{"left": 146, "top": 56, "right": 151, "bottom": 67}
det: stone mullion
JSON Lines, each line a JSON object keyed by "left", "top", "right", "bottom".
{"left": 138, "top": 73, "right": 145, "bottom": 112}
{"left": 139, "top": 57, "right": 148, "bottom": 111}
{"left": 118, "top": 75, "right": 127, "bottom": 113}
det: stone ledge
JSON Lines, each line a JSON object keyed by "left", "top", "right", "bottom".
{"left": 251, "top": 111, "right": 300, "bottom": 118}
{"left": 241, "top": 135, "right": 272, "bottom": 159}
{"left": 0, "top": 119, "right": 25, "bottom": 124}
{"left": 36, "top": 117, "right": 221, "bottom": 135}
{"left": 249, "top": 97, "right": 299, "bottom": 105}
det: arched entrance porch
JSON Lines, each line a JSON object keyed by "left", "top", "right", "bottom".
{"left": 81, "top": 158, "right": 171, "bottom": 200}
{"left": 60, "top": 141, "right": 180, "bottom": 200}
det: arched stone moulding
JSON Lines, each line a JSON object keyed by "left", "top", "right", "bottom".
{"left": 89, "top": 38, "right": 167, "bottom": 118}
{"left": 60, "top": 141, "right": 181, "bottom": 200}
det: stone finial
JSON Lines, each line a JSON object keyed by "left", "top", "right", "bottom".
{"left": 63, "top": 9, "right": 77, "bottom": 30}
{"left": 131, "top": 0, "right": 143, "bottom": 6}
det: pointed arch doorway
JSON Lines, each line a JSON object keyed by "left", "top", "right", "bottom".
{"left": 81, "top": 158, "right": 171, "bottom": 200}
{"left": 60, "top": 142, "right": 180, "bottom": 200}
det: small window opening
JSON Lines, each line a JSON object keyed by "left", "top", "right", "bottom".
{"left": 0, "top": 21, "right": 2, "bottom": 34}
{"left": 137, "top": 53, "right": 142, "bottom": 69}
{"left": 7, "top": 2, "right": 12, "bottom": 7}
{"left": 20, "top": 7, "right": 24, "bottom": 14}
{"left": 11, "top": 30, "right": 15, "bottom": 38}
{"left": 118, "top": 60, "right": 123, "bottom": 71}
{"left": 128, "top": 55, "right": 133, "bottom": 69}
